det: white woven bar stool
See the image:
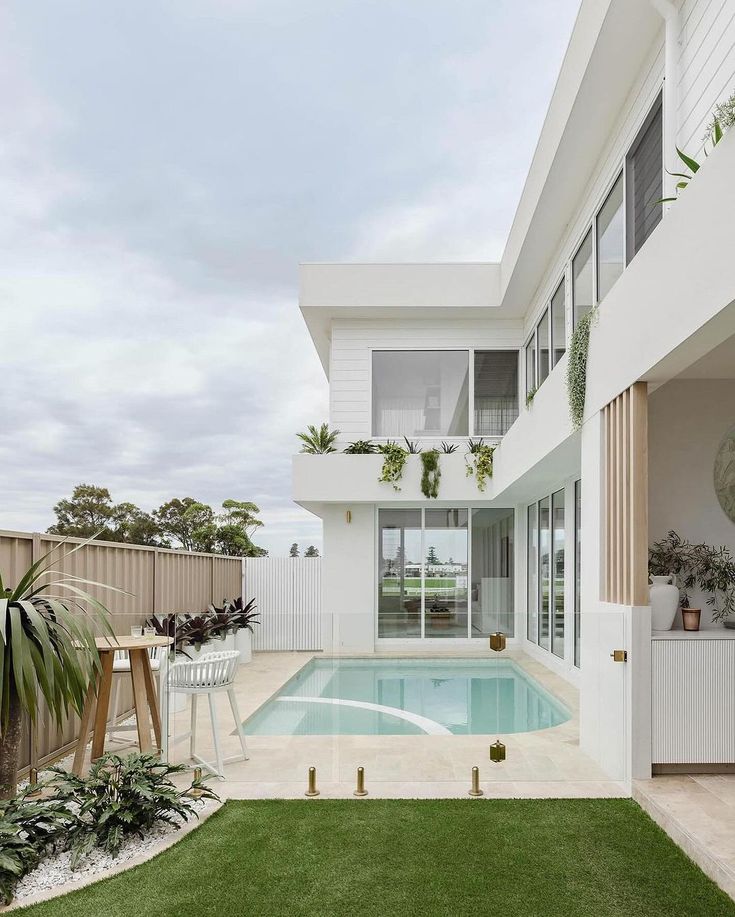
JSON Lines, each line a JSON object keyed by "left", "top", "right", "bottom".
{"left": 167, "top": 650, "right": 248, "bottom": 779}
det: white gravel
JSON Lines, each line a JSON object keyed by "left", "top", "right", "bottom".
{"left": 12, "top": 795, "right": 215, "bottom": 905}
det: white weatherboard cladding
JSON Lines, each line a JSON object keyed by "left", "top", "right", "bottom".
{"left": 652, "top": 637, "right": 735, "bottom": 764}
{"left": 329, "top": 318, "right": 523, "bottom": 440}
{"left": 678, "top": 0, "right": 735, "bottom": 153}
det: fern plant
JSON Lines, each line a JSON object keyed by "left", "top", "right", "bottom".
{"left": 48, "top": 753, "right": 218, "bottom": 868}
{"left": 296, "top": 423, "right": 340, "bottom": 454}
{"left": 420, "top": 450, "right": 441, "bottom": 499}
{"left": 378, "top": 442, "right": 408, "bottom": 491}
{"left": 465, "top": 439, "right": 495, "bottom": 493}
{"left": 566, "top": 307, "right": 598, "bottom": 429}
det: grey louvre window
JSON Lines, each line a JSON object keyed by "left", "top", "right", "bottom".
{"left": 474, "top": 351, "right": 519, "bottom": 436}
{"left": 626, "top": 97, "right": 663, "bottom": 262}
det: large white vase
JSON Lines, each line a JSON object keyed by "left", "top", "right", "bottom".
{"left": 650, "top": 575, "right": 679, "bottom": 631}
{"left": 235, "top": 628, "right": 252, "bottom": 664}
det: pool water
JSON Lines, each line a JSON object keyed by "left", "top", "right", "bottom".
{"left": 244, "top": 658, "right": 570, "bottom": 736}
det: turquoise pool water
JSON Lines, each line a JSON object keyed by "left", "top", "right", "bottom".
{"left": 244, "top": 658, "right": 570, "bottom": 736}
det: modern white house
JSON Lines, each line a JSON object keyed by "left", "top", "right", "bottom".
{"left": 293, "top": 0, "right": 735, "bottom": 786}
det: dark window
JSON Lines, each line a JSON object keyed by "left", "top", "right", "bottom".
{"left": 626, "top": 97, "right": 663, "bottom": 262}
{"left": 550, "top": 280, "right": 566, "bottom": 366}
{"left": 474, "top": 351, "right": 519, "bottom": 436}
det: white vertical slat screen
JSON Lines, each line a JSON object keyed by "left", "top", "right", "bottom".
{"left": 245, "top": 557, "right": 322, "bottom": 651}
{"left": 652, "top": 638, "right": 735, "bottom": 764}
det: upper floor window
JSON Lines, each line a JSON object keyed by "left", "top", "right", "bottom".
{"left": 550, "top": 279, "right": 566, "bottom": 364}
{"left": 372, "top": 350, "right": 469, "bottom": 438}
{"left": 474, "top": 351, "right": 519, "bottom": 437}
{"left": 537, "top": 308, "right": 550, "bottom": 386}
{"left": 626, "top": 96, "right": 662, "bottom": 262}
{"left": 597, "top": 173, "right": 624, "bottom": 301}
{"left": 572, "top": 229, "right": 593, "bottom": 327}
{"left": 525, "top": 335, "right": 536, "bottom": 398}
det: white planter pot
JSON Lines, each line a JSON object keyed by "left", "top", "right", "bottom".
{"left": 235, "top": 628, "right": 252, "bottom": 664}
{"left": 650, "top": 575, "right": 679, "bottom": 631}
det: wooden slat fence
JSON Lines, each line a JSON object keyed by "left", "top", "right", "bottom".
{"left": 0, "top": 531, "right": 243, "bottom": 775}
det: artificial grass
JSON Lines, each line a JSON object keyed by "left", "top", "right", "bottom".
{"left": 15, "top": 798, "right": 735, "bottom": 917}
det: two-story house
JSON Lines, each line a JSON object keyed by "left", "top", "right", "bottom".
{"left": 293, "top": 0, "right": 735, "bottom": 785}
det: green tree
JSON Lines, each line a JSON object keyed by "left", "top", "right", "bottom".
{"left": 48, "top": 484, "right": 116, "bottom": 540}
{"left": 110, "top": 503, "right": 166, "bottom": 546}
{"left": 153, "top": 498, "right": 216, "bottom": 552}
{"left": 305, "top": 545, "right": 320, "bottom": 557}
{"left": 426, "top": 546, "right": 439, "bottom": 565}
{"left": 289, "top": 543, "right": 299, "bottom": 557}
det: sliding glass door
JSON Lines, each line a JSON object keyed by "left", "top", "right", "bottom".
{"left": 378, "top": 507, "right": 513, "bottom": 640}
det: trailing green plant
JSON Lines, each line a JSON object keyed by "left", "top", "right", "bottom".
{"left": 343, "top": 440, "right": 377, "bottom": 454}
{"left": 649, "top": 531, "right": 735, "bottom": 622}
{"left": 47, "top": 753, "right": 219, "bottom": 868}
{"left": 420, "top": 450, "right": 441, "bottom": 499}
{"left": 0, "top": 536, "right": 119, "bottom": 798}
{"left": 566, "top": 306, "right": 598, "bottom": 429}
{"left": 439, "top": 441, "right": 459, "bottom": 454}
{"left": 465, "top": 439, "right": 495, "bottom": 493}
{"left": 296, "top": 423, "right": 340, "bottom": 454}
{"left": 525, "top": 385, "right": 538, "bottom": 407}
{"left": 403, "top": 437, "right": 422, "bottom": 454}
{"left": 0, "top": 790, "right": 76, "bottom": 904}
{"left": 377, "top": 441, "right": 408, "bottom": 491}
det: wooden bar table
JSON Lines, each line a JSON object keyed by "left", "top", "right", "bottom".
{"left": 72, "top": 636, "right": 172, "bottom": 775}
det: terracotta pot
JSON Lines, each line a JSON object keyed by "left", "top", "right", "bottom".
{"left": 682, "top": 607, "right": 701, "bottom": 631}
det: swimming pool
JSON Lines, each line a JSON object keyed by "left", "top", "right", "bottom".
{"left": 244, "top": 657, "right": 570, "bottom": 736}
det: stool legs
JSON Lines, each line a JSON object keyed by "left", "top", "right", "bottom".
{"left": 209, "top": 694, "right": 224, "bottom": 778}
{"left": 190, "top": 694, "right": 199, "bottom": 760}
{"left": 227, "top": 688, "right": 249, "bottom": 761}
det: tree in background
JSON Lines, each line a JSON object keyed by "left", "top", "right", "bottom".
{"left": 426, "top": 546, "right": 439, "bottom": 565}
{"left": 47, "top": 486, "right": 267, "bottom": 556}
{"left": 305, "top": 545, "right": 320, "bottom": 557}
{"left": 289, "top": 543, "right": 299, "bottom": 557}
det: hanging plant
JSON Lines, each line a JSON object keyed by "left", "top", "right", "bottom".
{"left": 566, "top": 306, "right": 598, "bottom": 429}
{"left": 378, "top": 441, "right": 408, "bottom": 491}
{"left": 465, "top": 438, "right": 495, "bottom": 493}
{"left": 420, "top": 450, "right": 441, "bottom": 498}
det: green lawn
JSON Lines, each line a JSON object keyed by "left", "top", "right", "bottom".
{"left": 16, "top": 799, "right": 735, "bottom": 917}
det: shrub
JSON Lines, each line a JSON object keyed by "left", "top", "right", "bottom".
{"left": 465, "top": 439, "right": 495, "bottom": 492}
{"left": 343, "top": 440, "right": 377, "bottom": 454}
{"left": 377, "top": 442, "right": 408, "bottom": 491}
{"left": 420, "top": 450, "right": 441, "bottom": 498}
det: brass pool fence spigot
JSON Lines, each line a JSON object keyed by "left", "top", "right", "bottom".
{"left": 354, "top": 766, "right": 368, "bottom": 797}
{"left": 189, "top": 766, "right": 205, "bottom": 799}
{"left": 469, "top": 765, "right": 484, "bottom": 797}
{"left": 490, "top": 740, "right": 506, "bottom": 763}
{"left": 489, "top": 632, "right": 506, "bottom": 652}
{"left": 305, "top": 766, "right": 320, "bottom": 797}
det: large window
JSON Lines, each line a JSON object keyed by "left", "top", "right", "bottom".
{"left": 572, "top": 229, "right": 593, "bottom": 327}
{"left": 372, "top": 351, "right": 469, "bottom": 438}
{"left": 474, "top": 351, "right": 519, "bottom": 436}
{"left": 551, "top": 489, "right": 565, "bottom": 659}
{"left": 527, "top": 503, "right": 538, "bottom": 643}
{"left": 574, "top": 480, "right": 582, "bottom": 668}
{"left": 550, "top": 280, "right": 566, "bottom": 365}
{"left": 626, "top": 96, "right": 663, "bottom": 262}
{"left": 471, "top": 507, "right": 514, "bottom": 637}
{"left": 537, "top": 308, "right": 550, "bottom": 387}
{"left": 525, "top": 335, "right": 537, "bottom": 399}
{"left": 539, "top": 496, "right": 551, "bottom": 651}
{"left": 379, "top": 507, "right": 514, "bottom": 640}
{"left": 597, "top": 173, "right": 624, "bottom": 301}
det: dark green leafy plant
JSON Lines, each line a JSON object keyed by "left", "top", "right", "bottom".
{"left": 343, "top": 440, "right": 377, "bottom": 454}
{"left": 660, "top": 115, "right": 724, "bottom": 203}
{"left": 0, "top": 790, "right": 76, "bottom": 904}
{"left": 0, "top": 537, "right": 119, "bottom": 798}
{"left": 440, "top": 441, "right": 459, "bottom": 454}
{"left": 525, "top": 385, "right": 538, "bottom": 407}
{"left": 296, "top": 424, "right": 340, "bottom": 454}
{"left": 566, "top": 307, "right": 598, "bottom": 429}
{"left": 48, "top": 753, "right": 218, "bottom": 868}
{"left": 420, "top": 450, "right": 441, "bottom": 499}
{"left": 465, "top": 439, "right": 495, "bottom": 492}
{"left": 649, "top": 531, "right": 735, "bottom": 621}
{"left": 403, "top": 437, "right": 422, "bottom": 454}
{"left": 378, "top": 442, "right": 408, "bottom": 491}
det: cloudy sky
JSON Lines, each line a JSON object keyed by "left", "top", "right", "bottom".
{"left": 0, "top": 0, "right": 579, "bottom": 556}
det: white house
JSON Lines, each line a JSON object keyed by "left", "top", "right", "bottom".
{"left": 293, "top": 0, "right": 735, "bottom": 785}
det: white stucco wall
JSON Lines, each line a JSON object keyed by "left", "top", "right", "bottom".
{"left": 649, "top": 378, "right": 735, "bottom": 628}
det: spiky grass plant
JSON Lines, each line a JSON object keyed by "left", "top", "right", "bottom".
{"left": 296, "top": 423, "right": 340, "bottom": 454}
{"left": 0, "top": 538, "right": 120, "bottom": 797}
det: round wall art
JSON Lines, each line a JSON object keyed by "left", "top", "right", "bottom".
{"left": 714, "top": 424, "right": 735, "bottom": 524}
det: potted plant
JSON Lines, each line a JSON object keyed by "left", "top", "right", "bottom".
{"left": 228, "top": 596, "right": 259, "bottom": 663}
{"left": 649, "top": 531, "right": 735, "bottom": 631}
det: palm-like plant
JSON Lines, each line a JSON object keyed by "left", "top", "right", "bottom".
{"left": 296, "top": 423, "right": 340, "bottom": 454}
{"left": 0, "top": 539, "right": 118, "bottom": 798}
